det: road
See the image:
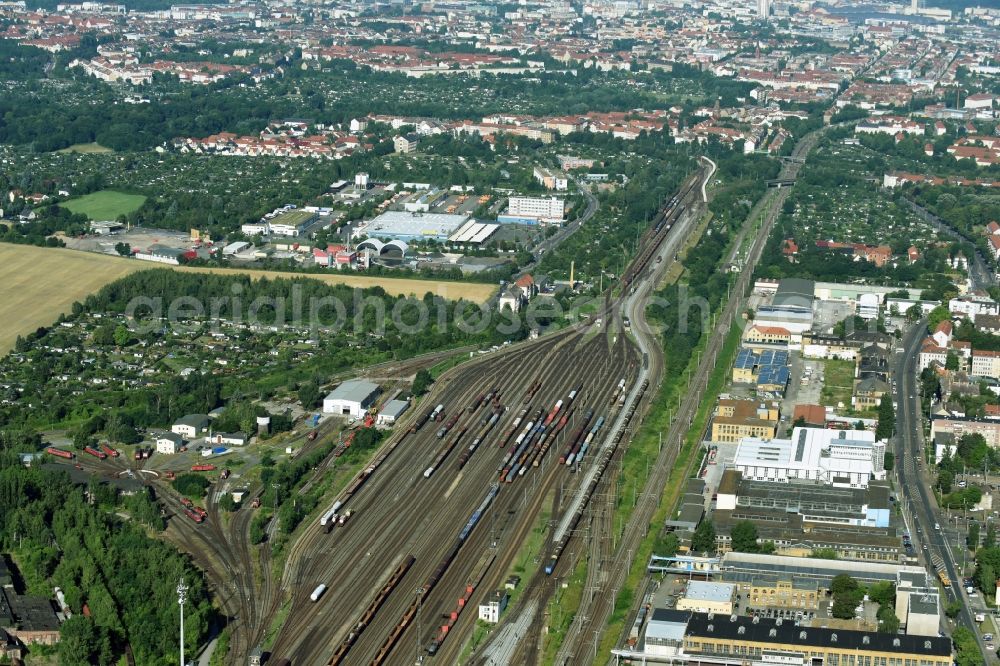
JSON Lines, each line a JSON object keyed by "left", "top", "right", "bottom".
{"left": 521, "top": 177, "right": 600, "bottom": 273}
{"left": 896, "top": 320, "right": 990, "bottom": 661}
{"left": 902, "top": 198, "right": 993, "bottom": 292}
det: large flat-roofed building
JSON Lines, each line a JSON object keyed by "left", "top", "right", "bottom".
{"left": 681, "top": 612, "right": 951, "bottom": 666}
{"left": 710, "top": 399, "right": 779, "bottom": 443}
{"left": 720, "top": 552, "right": 927, "bottom": 587}
{"left": 355, "top": 211, "right": 470, "bottom": 242}
{"left": 499, "top": 196, "right": 565, "bottom": 225}
{"left": 733, "top": 427, "right": 885, "bottom": 489}
{"left": 713, "top": 472, "right": 899, "bottom": 561}
{"left": 323, "top": 379, "right": 381, "bottom": 418}
{"left": 268, "top": 209, "right": 318, "bottom": 237}
{"left": 643, "top": 609, "right": 690, "bottom": 657}
{"left": 676, "top": 581, "right": 736, "bottom": 615}
{"left": 715, "top": 470, "right": 891, "bottom": 528}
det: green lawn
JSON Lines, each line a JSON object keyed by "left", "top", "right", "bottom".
{"left": 821, "top": 358, "right": 855, "bottom": 410}
{"left": 59, "top": 190, "right": 147, "bottom": 221}
{"left": 56, "top": 142, "right": 113, "bottom": 154}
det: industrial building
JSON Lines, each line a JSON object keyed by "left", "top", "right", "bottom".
{"left": 617, "top": 608, "right": 951, "bottom": 664}
{"left": 711, "top": 470, "right": 899, "bottom": 560}
{"left": 446, "top": 220, "right": 500, "bottom": 247}
{"left": 675, "top": 581, "right": 736, "bottom": 615}
{"left": 710, "top": 398, "right": 779, "bottom": 443}
{"left": 355, "top": 211, "right": 470, "bottom": 242}
{"left": 323, "top": 380, "right": 382, "bottom": 418}
{"left": 376, "top": 399, "right": 410, "bottom": 426}
{"left": 268, "top": 209, "right": 318, "bottom": 237}
{"left": 732, "top": 426, "right": 885, "bottom": 489}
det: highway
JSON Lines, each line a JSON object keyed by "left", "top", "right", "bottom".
{"left": 896, "top": 320, "right": 990, "bottom": 661}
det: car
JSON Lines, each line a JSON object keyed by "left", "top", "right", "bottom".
{"left": 922, "top": 544, "right": 928, "bottom": 550}
{"left": 935, "top": 523, "right": 941, "bottom": 530}
{"left": 985, "top": 634, "right": 994, "bottom": 641}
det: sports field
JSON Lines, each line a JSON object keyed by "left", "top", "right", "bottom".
{"left": 59, "top": 190, "right": 147, "bottom": 221}
{"left": 0, "top": 245, "right": 496, "bottom": 353}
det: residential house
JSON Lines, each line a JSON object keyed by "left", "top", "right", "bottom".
{"left": 976, "top": 314, "right": 1000, "bottom": 335}
{"left": 853, "top": 377, "right": 890, "bottom": 410}
{"left": 972, "top": 349, "right": 1000, "bottom": 379}
{"left": 393, "top": 133, "right": 420, "bottom": 154}
{"left": 155, "top": 431, "right": 184, "bottom": 455}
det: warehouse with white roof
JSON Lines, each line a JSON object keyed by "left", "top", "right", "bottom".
{"left": 323, "top": 379, "right": 382, "bottom": 418}
{"left": 733, "top": 426, "right": 885, "bottom": 489}
{"left": 355, "top": 211, "right": 469, "bottom": 242}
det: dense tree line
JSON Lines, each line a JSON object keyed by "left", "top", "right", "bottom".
{"left": 0, "top": 438, "right": 212, "bottom": 664}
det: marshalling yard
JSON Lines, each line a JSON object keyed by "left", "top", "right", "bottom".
{"left": 53, "top": 164, "right": 711, "bottom": 666}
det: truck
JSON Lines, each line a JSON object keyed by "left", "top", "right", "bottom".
{"left": 310, "top": 584, "right": 327, "bottom": 602}
{"left": 45, "top": 447, "right": 74, "bottom": 460}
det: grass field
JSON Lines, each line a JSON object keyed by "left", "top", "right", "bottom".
{"left": 56, "top": 142, "right": 113, "bottom": 154}
{"left": 59, "top": 190, "right": 147, "bottom": 220}
{"left": 0, "top": 245, "right": 496, "bottom": 353}
{"left": 821, "top": 358, "right": 855, "bottom": 410}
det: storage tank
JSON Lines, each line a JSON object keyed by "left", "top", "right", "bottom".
{"left": 310, "top": 584, "right": 327, "bottom": 602}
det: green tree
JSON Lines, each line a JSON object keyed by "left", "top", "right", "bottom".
{"left": 968, "top": 521, "right": 981, "bottom": 550}
{"left": 297, "top": 380, "right": 321, "bottom": 409}
{"left": 877, "top": 605, "right": 900, "bottom": 634}
{"left": 691, "top": 519, "right": 716, "bottom": 553}
{"left": 172, "top": 473, "right": 210, "bottom": 498}
{"left": 830, "top": 574, "right": 859, "bottom": 595}
{"left": 654, "top": 532, "right": 680, "bottom": 556}
{"left": 883, "top": 451, "right": 894, "bottom": 471}
{"left": 954, "top": 626, "right": 982, "bottom": 666}
{"left": 927, "top": 305, "right": 951, "bottom": 331}
{"left": 412, "top": 368, "right": 433, "bottom": 396}
{"left": 876, "top": 397, "right": 895, "bottom": 440}
{"left": 730, "top": 520, "right": 759, "bottom": 553}
{"left": 113, "top": 323, "right": 131, "bottom": 348}
{"left": 937, "top": 469, "right": 953, "bottom": 494}
{"left": 946, "top": 351, "right": 960, "bottom": 371}
{"left": 986, "top": 523, "right": 997, "bottom": 549}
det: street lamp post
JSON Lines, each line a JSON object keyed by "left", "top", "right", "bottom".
{"left": 177, "top": 578, "right": 188, "bottom": 666}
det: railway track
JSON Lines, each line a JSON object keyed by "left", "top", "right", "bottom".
{"left": 267, "top": 315, "right": 638, "bottom": 665}
{"left": 557, "top": 129, "right": 824, "bottom": 665}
